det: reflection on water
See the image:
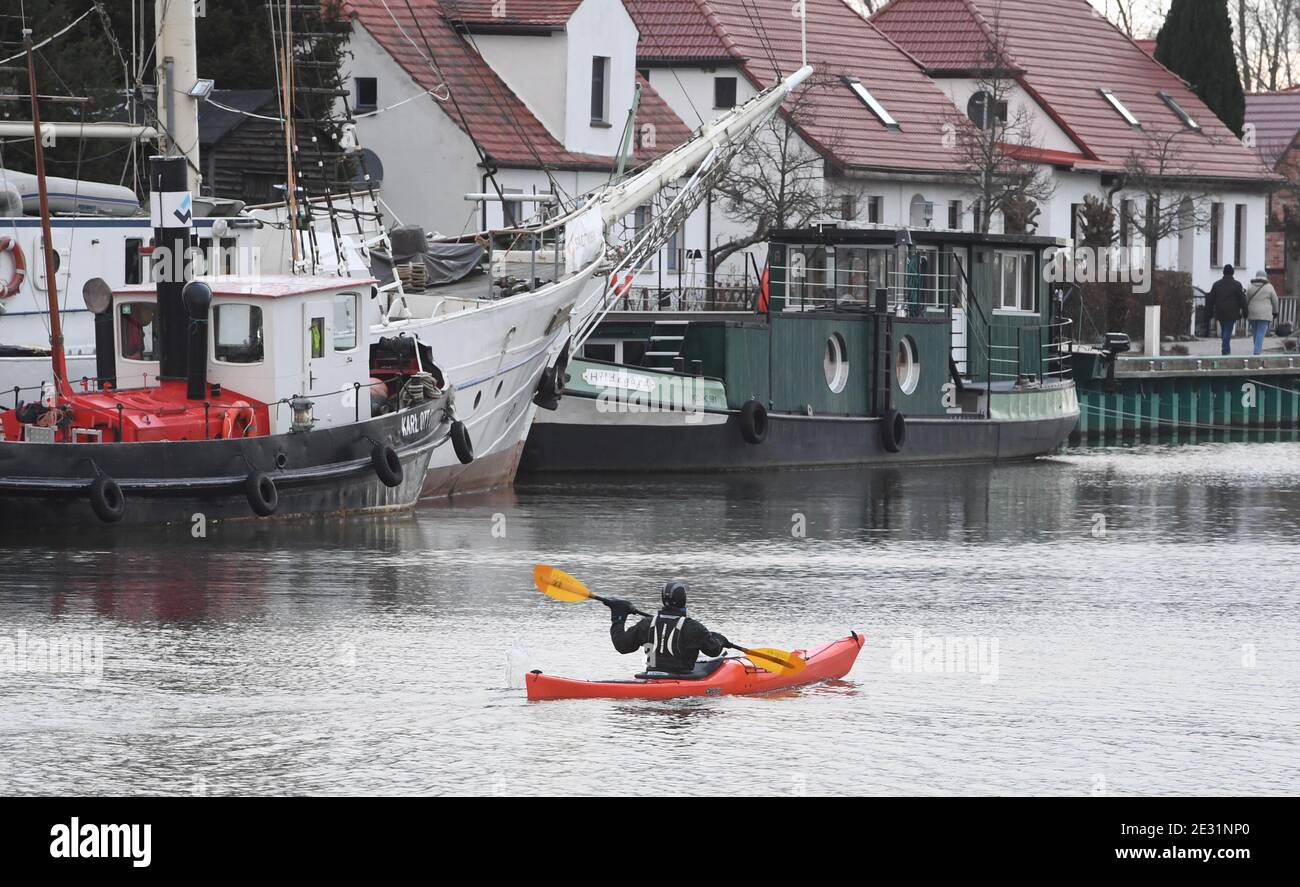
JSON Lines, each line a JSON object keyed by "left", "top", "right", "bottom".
{"left": 1, "top": 442, "right": 1297, "bottom": 795}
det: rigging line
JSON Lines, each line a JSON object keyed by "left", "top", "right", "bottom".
{"left": 434, "top": 0, "right": 569, "bottom": 213}
{"left": 202, "top": 85, "right": 449, "bottom": 124}
{"left": 634, "top": 15, "right": 706, "bottom": 129}
{"left": 389, "top": 0, "right": 507, "bottom": 208}
{"left": 0, "top": 5, "right": 96, "bottom": 65}
{"left": 737, "top": 0, "right": 783, "bottom": 81}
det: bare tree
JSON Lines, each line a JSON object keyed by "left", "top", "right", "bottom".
{"left": 1121, "top": 129, "right": 1217, "bottom": 250}
{"left": 942, "top": 15, "right": 1055, "bottom": 234}
{"left": 710, "top": 77, "right": 855, "bottom": 273}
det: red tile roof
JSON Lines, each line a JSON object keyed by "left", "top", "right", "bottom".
{"left": 873, "top": 0, "right": 1274, "bottom": 182}
{"left": 343, "top": 0, "right": 690, "bottom": 171}
{"left": 1245, "top": 91, "right": 1300, "bottom": 168}
{"left": 870, "top": 0, "right": 1021, "bottom": 74}
{"left": 628, "top": 0, "right": 969, "bottom": 174}
{"left": 441, "top": 0, "right": 583, "bottom": 28}
{"left": 626, "top": 0, "right": 736, "bottom": 62}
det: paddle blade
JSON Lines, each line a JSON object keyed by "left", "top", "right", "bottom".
{"left": 533, "top": 565, "right": 594, "bottom": 604}
{"left": 744, "top": 648, "right": 807, "bottom": 676}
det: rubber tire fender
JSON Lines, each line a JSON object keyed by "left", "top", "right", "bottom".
{"left": 881, "top": 409, "right": 906, "bottom": 454}
{"left": 245, "top": 471, "right": 279, "bottom": 517}
{"left": 739, "top": 400, "right": 768, "bottom": 445}
{"left": 451, "top": 420, "right": 475, "bottom": 465}
{"left": 372, "top": 444, "right": 403, "bottom": 488}
{"left": 88, "top": 474, "right": 126, "bottom": 524}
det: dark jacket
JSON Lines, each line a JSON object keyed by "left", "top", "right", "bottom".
{"left": 1207, "top": 276, "right": 1248, "bottom": 324}
{"left": 611, "top": 607, "right": 726, "bottom": 674}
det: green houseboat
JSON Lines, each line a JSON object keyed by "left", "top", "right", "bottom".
{"left": 521, "top": 226, "right": 1080, "bottom": 473}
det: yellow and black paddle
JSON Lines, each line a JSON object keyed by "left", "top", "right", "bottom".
{"left": 533, "top": 564, "right": 807, "bottom": 676}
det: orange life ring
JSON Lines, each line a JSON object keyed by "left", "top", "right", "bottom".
{"left": 0, "top": 235, "right": 26, "bottom": 299}
{"left": 222, "top": 401, "right": 257, "bottom": 439}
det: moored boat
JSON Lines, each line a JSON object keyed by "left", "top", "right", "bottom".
{"left": 522, "top": 226, "right": 1081, "bottom": 472}
{"left": 0, "top": 157, "right": 458, "bottom": 528}
{"left": 525, "top": 633, "right": 865, "bottom": 702}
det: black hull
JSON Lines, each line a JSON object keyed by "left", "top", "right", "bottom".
{"left": 0, "top": 402, "right": 448, "bottom": 528}
{"left": 521, "top": 404, "right": 1079, "bottom": 473}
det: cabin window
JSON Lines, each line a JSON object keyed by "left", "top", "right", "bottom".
{"left": 124, "top": 239, "right": 145, "bottom": 285}
{"left": 213, "top": 303, "right": 265, "bottom": 364}
{"left": 355, "top": 77, "right": 378, "bottom": 113}
{"left": 118, "top": 302, "right": 159, "bottom": 362}
{"left": 591, "top": 57, "right": 610, "bottom": 124}
{"left": 334, "top": 293, "right": 358, "bottom": 351}
{"left": 993, "top": 250, "right": 1036, "bottom": 313}
{"left": 896, "top": 336, "right": 920, "bottom": 395}
{"left": 824, "top": 333, "right": 849, "bottom": 394}
{"left": 582, "top": 341, "right": 618, "bottom": 363}
{"left": 714, "top": 76, "right": 738, "bottom": 109}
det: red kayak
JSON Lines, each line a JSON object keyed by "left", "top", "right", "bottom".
{"left": 526, "top": 633, "right": 864, "bottom": 701}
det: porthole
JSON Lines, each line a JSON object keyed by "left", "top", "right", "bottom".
{"left": 896, "top": 336, "right": 920, "bottom": 395}
{"left": 823, "top": 333, "right": 849, "bottom": 394}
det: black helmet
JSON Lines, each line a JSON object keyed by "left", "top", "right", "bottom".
{"left": 661, "top": 580, "right": 688, "bottom": 609}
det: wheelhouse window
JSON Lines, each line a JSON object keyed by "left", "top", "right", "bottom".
{"left": 714, "top": 76, "right": 738, "bottom": 109}
{"left": 993, "top": 251, "right": 1036, "bottom": 313}
{"left": 118, "top": 302, "right": 158, "bottom": 362}
{"left": 591, "top": 56, "right": 610, "bottom": 124}
{"left": 213, "top": 303, "right": 265, "bottom": 364}
{"left": 334, "top": 293, "right": 358, "bottom": 352}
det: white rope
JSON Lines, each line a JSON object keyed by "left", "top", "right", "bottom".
{"left": 0, "top": 5, "right": 96, "bottom": 65}
{"left": 202, "top": 85, "right": 448, "bottom": 125}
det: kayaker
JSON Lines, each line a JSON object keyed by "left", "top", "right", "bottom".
{"left": 606, "top": 581, "right": 726, "bottom": 674}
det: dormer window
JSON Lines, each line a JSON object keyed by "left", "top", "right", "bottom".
{"left": 1158, "top": 91, "right": 1200, "bottom": 131}
{"left": 591, "top": 56, "right": 610, "bottom": 125}
{"left": 1100, "top": 88, "right": 1141, "bottom": 128}
{"left": 845, "top": 77, "right": 899, "bottom": 130}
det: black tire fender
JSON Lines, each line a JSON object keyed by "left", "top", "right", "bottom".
{"left": 88, "top": 475, "right": 126, "bottom": 524}
{"left": 739, "top": 400, "right": 768, "bottom": 445}
{"left": 882, "top": 409, "right": 906, "bottom": 453}
{"left": 372, "top": 444, "right": 403, "bottom": 488}
{"left": 451, "top": 420, "right": 475, "bottom": 465}
{"left": 245, "top": 471, "right": 279, "bottom": 517}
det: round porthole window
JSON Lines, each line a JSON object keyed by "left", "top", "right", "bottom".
{"left": 824, "top": 333, "right": 849, "bottom": 394}
{"left": 896, "top": 336, "right": 920, "bottom": 395}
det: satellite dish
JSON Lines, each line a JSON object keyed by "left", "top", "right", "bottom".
{"left": 82, "top": 277, "right": 112, "bottom": 315}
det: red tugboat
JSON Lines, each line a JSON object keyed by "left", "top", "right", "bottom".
{"left": 0, "top": 142, "right": 461, "bottom": 527}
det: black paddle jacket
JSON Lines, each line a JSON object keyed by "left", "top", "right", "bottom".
{"left": 611, "top": 607, "right": 726, "bottom": 674}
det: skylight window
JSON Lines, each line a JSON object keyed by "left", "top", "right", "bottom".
{"left": 845, "top": 77, "right": 899, "bottom": 130}
{"left": 1158, "top": 91, "right": 1200, "bottom": 131}
{"left": 1100, "top": 88, "right": 1141, "bottom": 128}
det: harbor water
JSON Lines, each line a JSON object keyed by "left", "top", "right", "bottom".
{"left": 1, "top": 441, "right": 1297, "bottom": 796}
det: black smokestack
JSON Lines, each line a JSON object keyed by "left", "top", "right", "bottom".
{"left": 148, "top": 155, "right": 194, "bottom": 381}
{"left": 182, "top": 281, "right": 212, "bottom": 401}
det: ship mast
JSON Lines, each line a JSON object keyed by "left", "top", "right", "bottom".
{"left": 24, "top": 28, "right": 71, "bottom": 399}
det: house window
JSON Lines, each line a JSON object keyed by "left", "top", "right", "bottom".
{"left": 1210, "top": 202, "right": 1223, "bottom": 267}
{"left": 841, "top": 194, "right": 858, "bottom": 221}
{"left": 634, "top": 205, "right": 655, "bottom": 271}
{"left": 213, "top": 304, "right": 265, "bottom": 364}
{"left": 993, "top": 250, "right": 1036, "bottom": 312}
{"left": 967, "top": 91, "right": 1008, "bottom": 129}
{"left": 867, "top": 196, "right": 883, "bottom": 224}
{"left": 1120, "top": 199, "right": 1134, "bottom": 248}
{"left": 948, "top": 200, "right": 963, "bottom": 230}
{"left": 1158, "top": 91, "right": 1199, "bottom": 131}
{"left": 844, "top": 77, "right": 899, "bottom": 129}
{"left": 502, "top": 188, "right": 523, "bottom": 229}
{"left": 714, "top": 76, "right": 737, "bottom": 109}
{"left": 1070, "top": 203, "right": 1084, "bottom": 243}
{"left": 591, "top": 56, "right": 610, "bottom": 124}
{"left": 1234, "top": 204, "right": 1246, "bottom": 268}
{"left": 973, "top": 201, "right": 984, "bottom": 232}
{"left": 667, "top": 226, "right": 681, "bottom": 273}
{"left": 1100, "top": 88, "right": 1141, "bottom": 127}
{"left": 355, "top": 77, "right": 378, "bottom": 113}
{"left": 1146, "top": 196, "right": 1158, "bottom": 246}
